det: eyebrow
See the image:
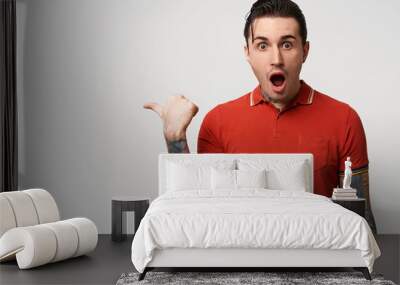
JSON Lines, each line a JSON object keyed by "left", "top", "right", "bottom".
{"left": 252, "top": 35, "right": 297, "bottom": 43}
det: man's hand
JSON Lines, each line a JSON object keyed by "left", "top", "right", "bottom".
{"left": 144, "top": 95, "right": 199, "bottom": 153}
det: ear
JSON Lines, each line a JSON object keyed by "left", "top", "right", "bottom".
{"left": 302, "top": 41, "right": 310, "bottom": 63}
{"left": 244, "top": 45, "right": 250, "bottom": 62}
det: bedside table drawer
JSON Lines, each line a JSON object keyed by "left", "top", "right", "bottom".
{"left": 332, "top": 199, "right": 365, "bottom": 218}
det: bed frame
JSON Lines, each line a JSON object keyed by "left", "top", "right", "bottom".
{"left": 141, "top": 248, "right": 370, "bottom": 280}
{"left": 138, "top": 154, "right": 372, "bottom": 281}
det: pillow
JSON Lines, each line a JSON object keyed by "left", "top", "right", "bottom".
{"left": 211, "top": 168, "right": 236, "bottom": 189}
{"left": 237, "top": 159, "right": 307, "bottom": 191}
{"left": 166, "top": 160, "right": 235, "bottom": 191}
{"left": 236, "top": 169, "right": 267, "bottom": 188}
{"left": 211, "top": 168, "right": 267, "bottom": 190}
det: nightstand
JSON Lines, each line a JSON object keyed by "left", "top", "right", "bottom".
{"left": 112, "top": 196, "right": 150, "bottom": 242}
{"left": 331, "top": 198, "right": 365, "bottom": 218}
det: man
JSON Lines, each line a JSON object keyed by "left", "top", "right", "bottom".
{"left": 143, "top": 0, "right": 377, "bottom": 233}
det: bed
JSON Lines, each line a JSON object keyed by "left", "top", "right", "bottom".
{"left": 131, "top": 154, "right": 380, "bottom": 280}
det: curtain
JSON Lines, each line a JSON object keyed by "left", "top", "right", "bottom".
{"left": 0, "top": 0, "right": 18, "bottom": 192}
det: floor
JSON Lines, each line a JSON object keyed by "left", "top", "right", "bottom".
{"left": 0, "top": 235, "right": 134, "bottom": 285}
{"left": 0, "top": 234, "right": 399, "bottom": 285}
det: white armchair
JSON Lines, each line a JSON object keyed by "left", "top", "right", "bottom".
{"left": 0, "top": 189, "right": 98, "bottom": 269}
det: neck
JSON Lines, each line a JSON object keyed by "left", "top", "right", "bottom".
{"left": 263, "top": 80, "right": 302, "bottom": 111}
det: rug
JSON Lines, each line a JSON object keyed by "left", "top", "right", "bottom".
{"left": 116, "top": 271, "right": 397, "bottom": 285}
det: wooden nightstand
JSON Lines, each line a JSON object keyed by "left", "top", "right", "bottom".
{"left": 331, "top": 198, "right": 365, "bottom": 218}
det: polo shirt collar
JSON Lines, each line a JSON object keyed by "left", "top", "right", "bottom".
{"left": 249, "top": 80, "right": 315, "bottom": 107}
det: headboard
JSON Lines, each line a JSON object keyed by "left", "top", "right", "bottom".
{"left": 158, "top": 153, "right": 313, "bottom": 195}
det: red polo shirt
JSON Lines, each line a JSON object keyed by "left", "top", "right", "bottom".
{"left": 197, "top": 81, "right": 369, "bottom": 197}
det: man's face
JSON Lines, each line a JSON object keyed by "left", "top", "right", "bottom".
{"left": 245, "top": 16, "right": 309, "bottom": 107}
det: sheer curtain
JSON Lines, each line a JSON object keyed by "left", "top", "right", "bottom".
{"left": 0, "top": 0, "right": 18, "bottom": 192}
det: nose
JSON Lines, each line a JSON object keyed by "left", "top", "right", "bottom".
{"left": 271, "top": 46, "right": 283, "bottom": 66}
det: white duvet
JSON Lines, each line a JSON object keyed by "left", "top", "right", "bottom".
{"left": 131, "top": 189, "right": 380, "bottom": 273}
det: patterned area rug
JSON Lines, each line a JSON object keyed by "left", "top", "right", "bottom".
{"left": 116, "top": 271, "right": 396, "bottom": 285}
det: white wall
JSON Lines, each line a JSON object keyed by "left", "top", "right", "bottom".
{"left": 17, "top": 0, "right": 400, "bottom": 233}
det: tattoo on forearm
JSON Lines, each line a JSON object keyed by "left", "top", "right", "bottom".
{"left": 166, "top": 139, "right": 190, "bottom": 153}
{"left": 339, "top": 167, "right": 377, "bottom": 233}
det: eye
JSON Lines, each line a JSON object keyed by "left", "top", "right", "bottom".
{"left": 282, "top": 41, "right": 293, "bottom": 49}
{"left": 257, "top": 42, "right": 268, "bottom": 50}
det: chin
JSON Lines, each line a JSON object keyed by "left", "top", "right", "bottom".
{"left": 268, "top": 91, "right": 288, "bottom": 101}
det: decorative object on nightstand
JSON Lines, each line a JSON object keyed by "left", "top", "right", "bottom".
{"left": 332, "top": 187, "right": 358, "bottom": 200}
{"left": 331, "top": 157, "right": 365, "bottom": 218}
{"left": 112, "top": 196, "right": 150, "bottom": 242}
{"left": 332, "top": 157, "right": 358, "bottom": 200}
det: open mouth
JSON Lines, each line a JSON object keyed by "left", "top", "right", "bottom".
{"left": 270, "top": 73, "right": 286, "bottom": 87}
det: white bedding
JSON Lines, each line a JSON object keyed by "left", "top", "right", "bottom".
{"left": 131, "top": 189, "right": 380, "bottom": 273}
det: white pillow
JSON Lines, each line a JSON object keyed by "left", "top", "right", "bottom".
{"left": 237, "top": 169, "right": 267, "bottom": 188}
{"left": 211, "top": 168, "right": 236, "bottom": 189}
{"left": 166, "top": 160, "right": 235, "bottom": 191}
{"left": 238, "top": 159, "right": 307, "bottom": 191}
{"left": 211, "top": 168, "right": 267, "bottom": 190}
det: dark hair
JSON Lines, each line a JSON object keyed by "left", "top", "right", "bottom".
{"left": 244, "top": 0, "right": 307, "bottom": 46}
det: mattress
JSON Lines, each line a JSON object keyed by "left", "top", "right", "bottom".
{"left": 131, "top": 189, "right": 380, "bottom": 273}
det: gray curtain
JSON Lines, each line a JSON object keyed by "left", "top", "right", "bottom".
{"left": 0, "top": 0, "right": 18, "bottom": 192}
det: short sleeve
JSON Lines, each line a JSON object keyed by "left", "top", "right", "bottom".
{"left": 339, "top": 107, "right": 369, "bottom": 171}
{"left": 197, "top": 107, "right": 224, "bottom": 153}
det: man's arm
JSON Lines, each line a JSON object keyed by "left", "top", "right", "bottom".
{"left": 197, "top": 106, "right": 224, "bottom": 153}
{"left": 144, "top": 96, "right": 198, "bottom": 153}
{"left": 166, "top": 138, "right": 190, "bottom": 153}
{"left": 339, "top": 166, "right": 377, "bottom": 234}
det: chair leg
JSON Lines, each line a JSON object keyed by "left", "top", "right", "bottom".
{"left": 138, "top": 268, "right": 148, "bottom": 281}
{"left": 354, "top": 267, "right": 371, "bottom": 280}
